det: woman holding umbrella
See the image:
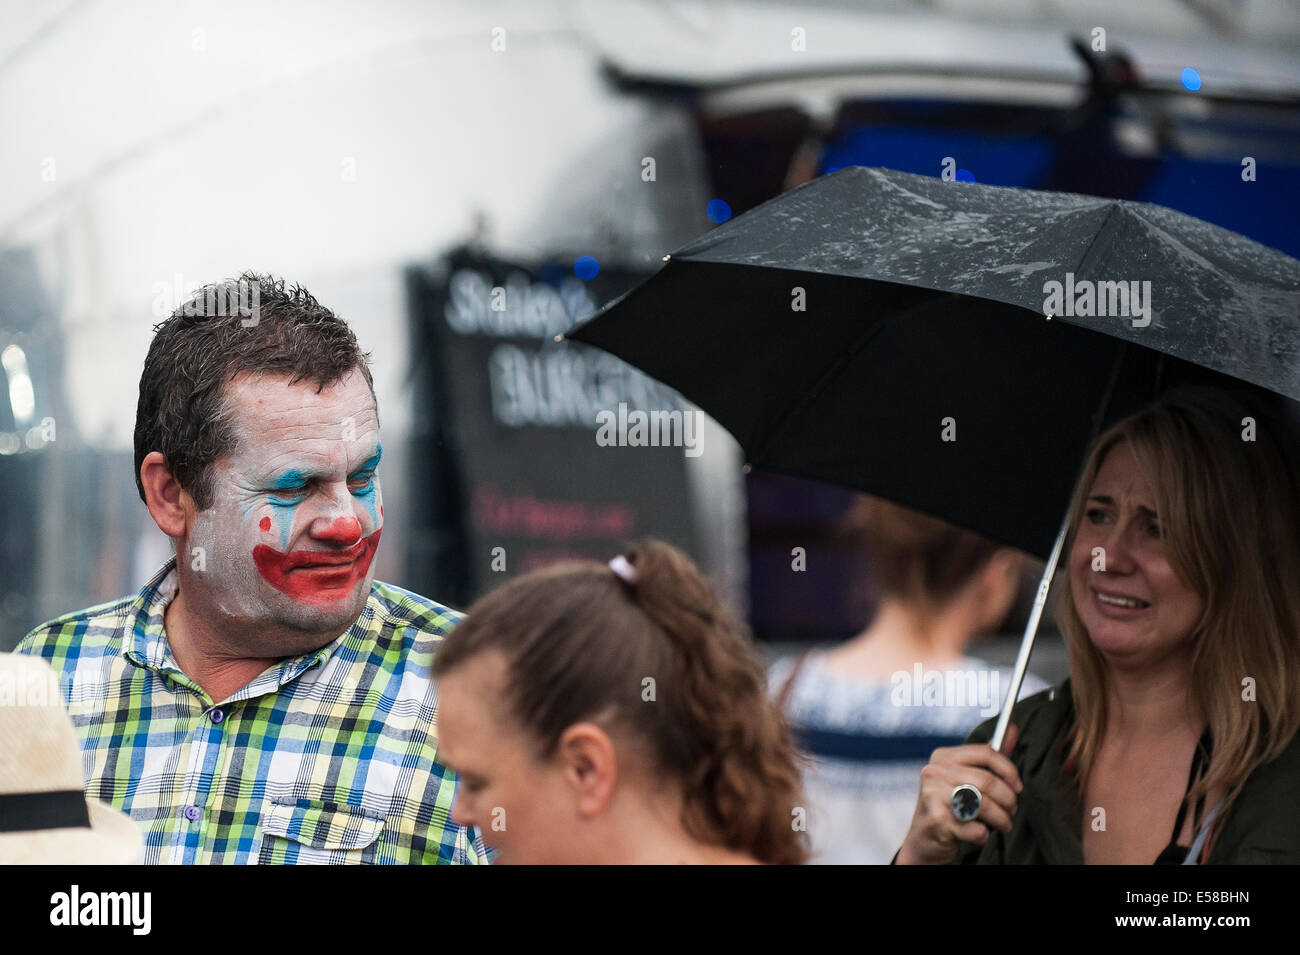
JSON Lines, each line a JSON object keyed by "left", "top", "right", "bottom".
{"left": 564, "top": 164, "right": 1300, "bottom": 865}
{"left": 896, "top": 388, "right": 1300, "bottom": 865}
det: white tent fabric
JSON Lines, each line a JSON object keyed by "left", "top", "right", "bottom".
{"left": 0, "top": 2, "right": 717, "bottom": 453}
{"left": 580, "top": 0, "right": 1300, "bottom": 94}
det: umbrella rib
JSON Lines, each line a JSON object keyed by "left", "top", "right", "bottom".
{"left": 1072, "top": 202, "right": 1124, "bottom": 278}
{"left": 749, "top": 291, "right": 964, "bottom": 469}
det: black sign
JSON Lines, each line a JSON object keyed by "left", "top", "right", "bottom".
{"left": 405, "top": 247, "right": 698, "bottom": 607}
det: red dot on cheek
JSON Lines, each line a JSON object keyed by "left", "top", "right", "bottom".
{"left": 259, "top": 516, "right": 271, "bottom": 532}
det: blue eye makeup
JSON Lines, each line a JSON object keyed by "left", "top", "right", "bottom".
{"left": 264, "top": 447, "right": 381, "bottom": 504}
{"left": 348, "top": 447, "right": 382, "bottom": 497}
{"left": 352, "top": 448, "right": 382, "bottom": 475}
{"left": 267, "top": 469, "right": 310, "bottom": 505}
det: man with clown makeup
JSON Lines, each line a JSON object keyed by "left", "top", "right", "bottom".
{"left": 18, "top": 273, "right": 487, "bottom": 864}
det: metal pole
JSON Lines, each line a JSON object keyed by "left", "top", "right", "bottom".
{"left": 988, "top": 340, "right": 1130, "bottom": 751}
{"left": 989, "top": 517, "right": 1068, "bottom": 752}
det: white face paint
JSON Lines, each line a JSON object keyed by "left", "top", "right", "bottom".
{"left": 179, "top": 369, "right": 384, "bottom": 651}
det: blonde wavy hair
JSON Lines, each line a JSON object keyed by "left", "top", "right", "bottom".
{"left": 1058, "top": 388, "right": 1300, "bottom": 858}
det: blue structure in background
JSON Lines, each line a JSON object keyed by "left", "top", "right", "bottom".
{"left": 819, "top": 119, "right": 1300, "bottom": 258}
{"left": 706, "top": 198, "right": 733, "bottom": 223}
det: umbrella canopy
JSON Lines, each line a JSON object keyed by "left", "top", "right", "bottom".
{"left": 569, "top": 166, "right": 1300, "bottom": 559}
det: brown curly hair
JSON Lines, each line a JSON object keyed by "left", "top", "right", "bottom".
{"left": 434, "top": 538, "right": 810, "bottom": 864}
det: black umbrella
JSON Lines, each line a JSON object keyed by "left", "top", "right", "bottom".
{"left": 567, "top": 166, "right": 1300, "bottom": 748}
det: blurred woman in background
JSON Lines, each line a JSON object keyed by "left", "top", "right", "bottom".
{"left": 770, "top": 498, "right": 1048, "bottom": 864}
{"left": 432, "top": 538, "right": 808, "bottom": 864}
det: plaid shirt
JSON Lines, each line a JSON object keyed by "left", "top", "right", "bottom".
{"left": 16, "top": 557, "right": 487, "bottom": 865}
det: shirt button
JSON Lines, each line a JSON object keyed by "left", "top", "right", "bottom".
{"left": 183, "top": 806, "right": 202, "bottom": 822}
{"left": 209, "top": 708, "right": 225, "bottom": 724}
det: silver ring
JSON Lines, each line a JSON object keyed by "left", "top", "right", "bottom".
{"left": 950, "top": 783, "right": 982, "bottom": 822}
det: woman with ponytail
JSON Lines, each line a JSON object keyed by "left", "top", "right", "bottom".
{"left": 432, "top": 539, "right": 810, "bottom": 864}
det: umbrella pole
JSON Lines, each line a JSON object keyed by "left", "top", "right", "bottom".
{"left": 988, "top": 341, "right": 1129, "bottom": 751}
{"left": 989, "top": 517, "right": 1068, "bottom": 752}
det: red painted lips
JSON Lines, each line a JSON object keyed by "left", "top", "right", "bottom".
{"left": 252, "top": 528, "right": 382, "bottom": 604}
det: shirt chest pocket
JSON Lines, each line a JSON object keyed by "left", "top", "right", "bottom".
{"left": 257, "top": 799, "right": 386, "bottom": 865}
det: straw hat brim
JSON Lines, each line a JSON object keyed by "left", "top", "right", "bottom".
{"left": 0, "top": 798, "right": 143, "bottom": 865}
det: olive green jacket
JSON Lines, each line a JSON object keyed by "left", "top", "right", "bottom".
{"left": 903, "top": 679, "right": 1300, "bottom": 864}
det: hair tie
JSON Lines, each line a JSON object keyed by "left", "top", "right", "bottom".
{"left": 609, "top": 555, "right": 637, "bottom": 585}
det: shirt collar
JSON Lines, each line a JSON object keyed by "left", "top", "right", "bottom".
{"left": 123, "top": 556, "right": 182, "bottom": 672}
{"left": 122, "top": 554, "right": 366, "bottom": 702}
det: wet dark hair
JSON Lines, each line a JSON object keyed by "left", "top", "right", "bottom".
{"left": 434, "top": 539, "right": 810, "bottom": 865}
{"left": 133, "top": 271, "right": 374, "bottom": 510}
